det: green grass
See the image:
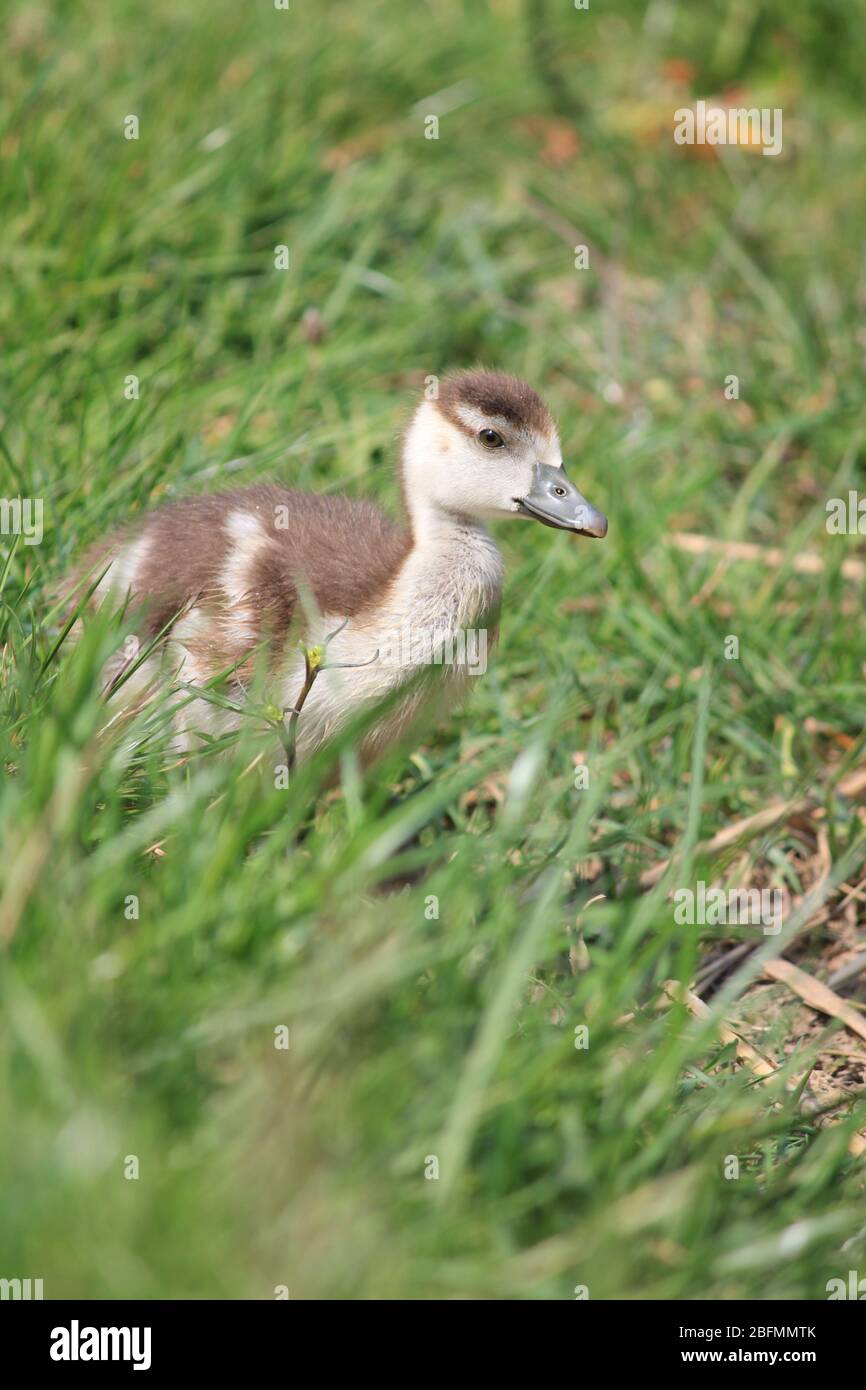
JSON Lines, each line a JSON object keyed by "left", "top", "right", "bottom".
{"left": 2, "top": 0, "right": 866, "bottom": 1299}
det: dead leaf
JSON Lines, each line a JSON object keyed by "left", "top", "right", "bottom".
{"left": 519, "top": 117, "right": 581, "bottom": 167}
{"left": 763, "top": 959, "right": 866, "bottom": 1045}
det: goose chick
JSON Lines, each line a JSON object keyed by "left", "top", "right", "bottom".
{"left": 66, "top": 370, "right": 607, "bottom": 761}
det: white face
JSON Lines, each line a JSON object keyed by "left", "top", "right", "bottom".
{"left": 403, "top": 399, "right": 562, "bottom": 523}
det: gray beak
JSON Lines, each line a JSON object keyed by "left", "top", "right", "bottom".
{"left": 515, "top": 462, "right": 608, "bottom": 537}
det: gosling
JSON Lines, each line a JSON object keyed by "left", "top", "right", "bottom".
{"left": 65, "top": 370, "right": 607, "bottom": 762}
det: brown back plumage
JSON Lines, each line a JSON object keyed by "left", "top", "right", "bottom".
{"left": 146, "top": 485, "right": 408, "bottom": 631}
{"left": 66, "top": 484, "right": 411, "bottom": 651}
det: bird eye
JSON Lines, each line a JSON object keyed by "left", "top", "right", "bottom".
{"left": 553, "top": 486, "right": 566, "bottom": 497}
{"left": 478, "top": 428, "right": 505, "bottom": 448}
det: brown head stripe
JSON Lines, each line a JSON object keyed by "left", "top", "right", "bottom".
{"left": 436, "top": 370, "right": 555, "bottom": 440}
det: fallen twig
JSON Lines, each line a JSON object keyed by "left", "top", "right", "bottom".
{"left": 762, "top": 958, "right": 866, "bottom": 1046}
{"left": 668, "top": 531, "right": 865, "bottom": 583}
{"left": 662, "top": 981, "right": 866, "bottom": 1157}
{"left": 641, "top": 767, "right": 866, "bottom": 889}
{"left": 829, "top": 951, "right": 866, "bottom": 991}
{"left": 661, "top": 981, "right": 776, "bottom": 1078}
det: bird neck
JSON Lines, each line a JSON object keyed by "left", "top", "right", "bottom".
{"left": 395, "top": 408, "right": 504, "bottom": 626}
{"left": 392, "top": 503, "right": 503, "bottom": 634}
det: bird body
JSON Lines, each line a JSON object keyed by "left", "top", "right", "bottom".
{"left": 64, "top": 371, "right": 607, "bottom": 761}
